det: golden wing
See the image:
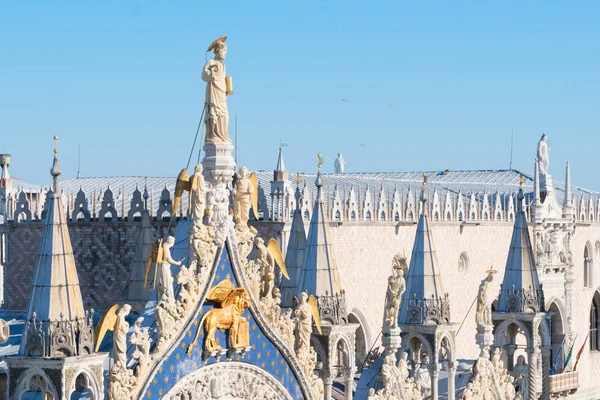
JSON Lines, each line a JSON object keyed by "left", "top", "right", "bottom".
{"left": 268, "top": 238, "right": 289, "bottom": 280}
{"left": 94, "top": 304, "right": 120, "bottom": 352}
{"left": 249, "top": 172, "right": 259, "bottom": 220}
{"left": 145, "top": 239, "right": 163, "bottom": 288}
{"left": 206, "top": 275, "right": 235, "bottom": 304}
{"left": 308, "top": 295, "right": 322, "bottom": 335}
{"left": 172, "top": 168, "right": 191, "bottom": 215}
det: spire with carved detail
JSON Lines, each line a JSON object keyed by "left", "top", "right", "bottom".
{"left": 20, "top": 137, "right": 95, "bottom": 357}
{"left": 398, "top": 176, "right": 451, "bottom": 325}
{"left": 295, "top": 170, "right": 346, "bottom": 324}
{"left": 497, "top": 179, "right": 545, "bottom": 313}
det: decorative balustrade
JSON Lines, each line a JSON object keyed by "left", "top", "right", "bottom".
{"left": 404, "top": 293, "right": 451, "bottom": 325}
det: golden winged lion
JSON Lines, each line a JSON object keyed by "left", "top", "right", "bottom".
{"left": 187, "top": 277, "right": 251, "bottom": 356}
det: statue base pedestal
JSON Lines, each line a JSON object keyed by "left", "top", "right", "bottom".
{"left": 382, "top": 326, "right": 402, "bottom": 356}
{"left": 202, "top": 142, "right": 235, "bottom": 185}
{"left": 476, "top": 324, "right": 494, "bottom": 358}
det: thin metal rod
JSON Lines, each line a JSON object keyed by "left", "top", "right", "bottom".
{"left": 186, "top": 105, "right": 206, "bottom": 170}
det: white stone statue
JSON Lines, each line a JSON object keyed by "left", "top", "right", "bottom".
{"left": 202, "top": 37, "right": 232, "bottom": 144}
{"left": 294, "top": 292, "right": 312, "bottom": 364}
{"left": 130, "top": 317, "right": 151, "bottom": 379}
{"left": 397, "top": 351, "right": 410, "bottom": 382}
{"left": 414, "top": 360, "right": 431, "bottom": 396}
{"left": 158, "top": 236, "right": 181, "bottom": 301}
{"left": 254, "top": 237, "right": 275, "bottom": 298}
{"left": 476, "top": 269, "right": 495, "bottom": 327}
{"left": 207, "top": 182, "right": 231, "bottom": 246}
{"left": 233, "top": 166, "right": 253, "bottom": 231}
{"left": 383, "top": 255, "right": 406, "bottom": 330}
{"left": 537, "top": 134, "right": 550, "bottom": 176}
{"left": 113, "top": 304, "right": 131, "bottom": 367}
{"left": 190, "top": 163, "right": 208, "bottom": 228}
{"left": 513, "top": 355, "right": 529, "bottom": 375}
{"left": 334, "top": 153, "right": 345, "bottom": 174}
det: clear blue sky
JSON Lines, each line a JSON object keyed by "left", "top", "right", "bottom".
{"left": 2, "top": 1, "right": 599, "bottom": 189}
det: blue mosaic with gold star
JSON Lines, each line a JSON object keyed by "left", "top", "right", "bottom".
{"left": 144, "top": 242, "right": 304, "bottom": 399}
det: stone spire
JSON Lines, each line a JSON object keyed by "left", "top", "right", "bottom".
{"left": 273, "top": 147, "right": 288, "bottom": 181}
{"left": 0, "top": 154, "right": 11, "bottom": 189}
{"left": 123, "top": 207, "right": 155, "bottom": 307}
{"left": 398, "top": 181, "right": 451, "bottom": 325}
{"left": 280, "top": 185, "right": 307, "bottom": 308}
{"left": 20, "top": 137, "right": 94, "bottom": 357}
{"left": 497, "top": 184, "right": 545, "bottom": 313}
{"left": 563, "top": 161, "right": 574, "bottom": 220}
{"left": 295, "top": 171, "right": 346, "bottom": 324}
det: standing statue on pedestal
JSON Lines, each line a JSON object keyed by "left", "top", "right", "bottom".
{"left": 233, "top": 166, "right": 253, "bottom": 231}
{"left": 113, "top": 304, "right": 132, "bottom": 367}
{"left": 190, "top": 164, "right": 208, "bottom": 228}
{"left": 334, "top": 153, "right": 345, "bottom": 174}
{"left": 476, "top": 268, "right": 496, "bottom": 327}
{"left": 293, "top": 292, "right": 322, "bottom": 374}
{"left": 537, "top": 134, "right": 550, "bottom": 177}
{"left": 203, "top": 36, "right": 233, "bottom": 144}
{"left": 383, "top": 254, "right": 407, "bottom": 330}
{"left": 158, "top": 236, "right": 181, "bottom": 301}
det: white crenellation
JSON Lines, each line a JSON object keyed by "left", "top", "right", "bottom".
{"left": 377, "top": 185, "right": 387, "bottom": 221}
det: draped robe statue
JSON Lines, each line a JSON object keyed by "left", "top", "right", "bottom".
{"left": 202, "top": 39, "right": 232, "bottom": 143}
{"left": 294, "top": 292, "right": 312, "bottom": 362}
{"left": 233, "top": 166, "right": 253, "bottom": 231}
{"left": 190, "top": 163, "right": 208, "bottom": 228}
{"left": 113, "top": 304, "right": 132, "bottom": 367}
{"left": 158, "top": 236, "right": 181, "bottom": 300}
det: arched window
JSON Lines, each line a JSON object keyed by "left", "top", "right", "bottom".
{"left": 394, "top": 212, "right": 400, "bottom": 222}
{"left": 365, "top": 211, "right": 371, "bottom": 221}
{"left": 380, "top": 211, "right": 386, "bottom": 221}
{"left": 303, "top": 210, "right": 310, "bottom": 220}
{"left": 335, "top": 211, "right": 341, "bottom": 221}
{"left": 458, "top": 252, "right": 469, "bottom": 276}
{"left": 0, "top": 232, "right": 6, "bottom": 264}
{"left": 457, "top": 212, "right": 463, "bottom": 221}
{"left": 585, "top": 243, "right": 593, "bottom": 288}
{"left": 591, "top": 292, "right": 600, "bottom": 351}
{"left": 350, "top": 211, "right": 356, "bottom": 221}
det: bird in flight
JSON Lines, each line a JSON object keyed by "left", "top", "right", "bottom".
{"left": 358, "top": 143, "right": 368, "bottom": 147}
{"left": 340, "top": 99, "right": 349, "bottom": 102}
{"left": 389, "top": 104, "right": 396, "bottom": 107}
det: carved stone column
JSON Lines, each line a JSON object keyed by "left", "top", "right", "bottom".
{"left": 528, "top": 349, "right": 541, "bottom": 399}
{"left": 447, "top": 361, "right": 456, "bottom": 400}
{"left": 344, "top": 366, "right": 356, "bottom": 400}
{"left": 429, "top": 363, "right": 440, "bottom": 400}
{"left": 506, "top": 344, "right": 517, "bottom": 370}
{"left": 541, "top": 347, "right": 551, "bottom": 400}
{"left": 323, "top": 372, "right": 333, "bottom": 400}
{"left": 564, "top": 266, "right": 575, "bottom": 368}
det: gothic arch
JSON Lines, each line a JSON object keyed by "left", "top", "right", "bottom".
{"left": 591, "top": 290, "right": 600, "bottom": 351}
{"left": 14, "top": 368, "right": 60, "bottom": 400}
{"left": 162, "top": 362, "right": 294, "bottom": 400}
{"left": 548, "top": 298, "right": 566, "bottom": 372}
{"left": 67, "top": 368, "right": 102, "bottom": 400}
{"left": 494, "top": 319, "right": 532, "bottom": 349}
{"left": 438, "top": 334, "right": 456, "bottom": 363}
{"left": 585, "top": 241, "right": 594, "bottom": 288}
{"left": 348, "top": 308, "right": 372, "bottom": 370}
{"left": 333, "top": 336, "right": 355, "bottom": 375}
{"left": 458, "top": 252, "right": 469, "bottom": 276}
{"left": 402, "top": 333, "right": 434, "bottom": 363}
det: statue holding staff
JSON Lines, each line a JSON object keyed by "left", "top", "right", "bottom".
{"left": 203, "top": 36, "right": 233, "bottom": 144}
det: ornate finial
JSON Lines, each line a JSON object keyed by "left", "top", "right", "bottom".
{"left": 50, "top": 136, "right": 62, "bottom": 191}
{"left": 486, "top": 266, "right": 497, "bottom": 275}
{"left": 317, "top": 154, "right": 323, "bottom": 170}
{"left": 296, "top": 173, "right": 302, "bottom": 186}
{"left": 519, "top": 175, "right": 525, "bottom": 186}
{"left": 422, "top": 173, "right": 428, "bottom": 188}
